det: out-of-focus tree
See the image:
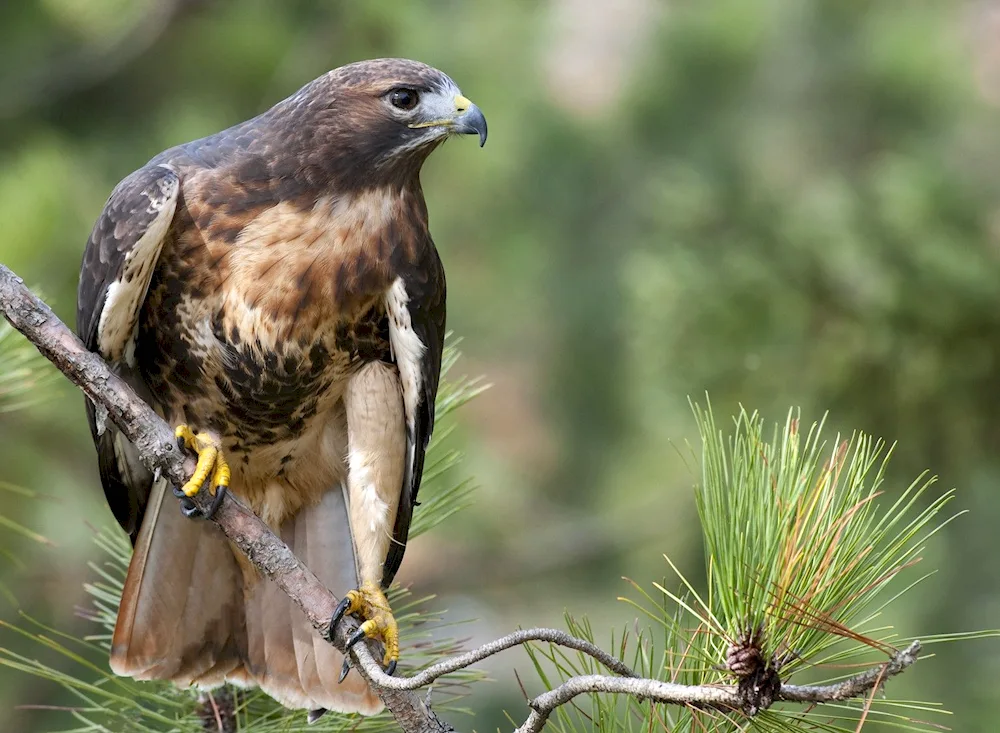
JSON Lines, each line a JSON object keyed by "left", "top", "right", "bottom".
{"left": 2, "top": 0, "right": 1000, "bottom": 729}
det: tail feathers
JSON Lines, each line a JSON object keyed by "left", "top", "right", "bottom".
{"left": 244, "top": 485, "right": 381, "bottom": 714}
{"left": 112, "top": 480, "right": 380, "bottom": 715}
{"left": 111, "top": 479, "right": 245, "bottom": 684}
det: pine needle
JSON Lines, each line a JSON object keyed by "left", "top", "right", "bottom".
{"left": 524, "top": 401, "right": 999, "bottom": 732}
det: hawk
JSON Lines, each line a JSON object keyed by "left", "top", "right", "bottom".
{"left": 75, "top": 58, "right": 486, "bottom": 717}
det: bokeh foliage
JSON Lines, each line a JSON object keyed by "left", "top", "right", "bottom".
{"left": 2, "top": 0, "right": 1000, "bottom": 730}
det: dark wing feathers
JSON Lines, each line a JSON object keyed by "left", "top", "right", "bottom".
{"left": 77, "top": 164, "right": 179, "bottom": 542}
{"left": 381, "top": 251, "right": 446, "bottom": 587}
{"left": 78, "top": 165, "right": 179, "bottom": 352}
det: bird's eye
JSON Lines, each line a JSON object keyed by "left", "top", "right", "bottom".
{"left": 389, "top": 88, "right": 419, "bottom": 111}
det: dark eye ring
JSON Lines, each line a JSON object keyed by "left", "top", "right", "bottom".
{"left": 389, "top": 88, "right": 419, "bottom": 111}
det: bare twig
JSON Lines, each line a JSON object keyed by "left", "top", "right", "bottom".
{"left": 362, "top": 628, "right": 637, "bottom": 691}
{"left": 514, "top": 641, "right": 921, "bottom": 733}
{"left": 0, "top": 264, "right": 926, "bottom": 733}
{"left": 516, "top": 675, "right": 738, "bottom": 733}
{"left": 778, "top": 640, "right": 921, "bottom": 703}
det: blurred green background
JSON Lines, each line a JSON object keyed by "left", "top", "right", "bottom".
{"left": 2, "top": 0, "right": 1000, "bottom": 730}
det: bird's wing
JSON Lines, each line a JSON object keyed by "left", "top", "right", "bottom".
{"left": 381, "top": 250, "right": 446, "bottom": 587}
{"left": 76, "top": 164, "right": 179, "bottom": 541}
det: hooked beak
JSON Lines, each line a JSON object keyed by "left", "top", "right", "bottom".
{"left": 408, "top": 93, "right": 488, "bottom": 147}
{"left": 452, "top": 95, "right": 488, "bottom": 147}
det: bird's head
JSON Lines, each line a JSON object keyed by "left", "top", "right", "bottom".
{"left": 276, "top": 58, "right": 486, "bottom": 189}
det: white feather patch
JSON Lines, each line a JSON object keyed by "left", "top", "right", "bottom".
{"left": 348, "top": 451, "right": 389, "bottom": 534}
{"left": 96, "top": 171, "right": 178, "bottom": 363}
{"left": 385, "top": 278, "right": 425, "bottom": 430}
{"left": 346, "top": 449, "right": 393, "bottom": 579}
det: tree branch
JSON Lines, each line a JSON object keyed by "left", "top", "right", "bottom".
{"left": 361, "top": 628, "right": 637, "bottom": 691}
{"left": 777, "top": 640, "right": 921, "bottom": 703}
{"left": 197, "top": 688, "right": 237, "bottom": 733}
{"left": 514, "top": 641, "right": 922, "bottom": 733}
{"left": 0, "top": 264, "right": 925, "bottom": 733}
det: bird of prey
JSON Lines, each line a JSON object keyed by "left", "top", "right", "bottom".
{"left": 75, "top": 58, "right": 486, "bottom": 717}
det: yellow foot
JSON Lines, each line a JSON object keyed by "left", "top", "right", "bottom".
{"left": 173, "top": 424, "right": 230, "bottom": 519}
{"left": 329, "top": 580, "right": 400, "bottom": 675}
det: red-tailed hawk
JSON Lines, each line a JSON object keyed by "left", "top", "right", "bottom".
{"left": 75, "top": 58, "right": 486, "bottom": 718}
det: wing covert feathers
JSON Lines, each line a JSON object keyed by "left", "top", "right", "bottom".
{"left": 77, "top": 164, "right": 179, "bottom": 359}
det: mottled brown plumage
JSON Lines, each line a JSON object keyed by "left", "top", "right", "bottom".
{"left": 76, "top": 58, "right": 485, "bottom": 715}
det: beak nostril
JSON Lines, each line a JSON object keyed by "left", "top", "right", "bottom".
{"left": 454, "top": 94, "right": 472, "bottom": 114}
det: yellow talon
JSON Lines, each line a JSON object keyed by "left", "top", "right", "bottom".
{"left": 339, "top": 581, "right": 400, "bottom": 667}
{"left": 175, "top": 424, "right": 197, "bottom": 449}
{"left": 210, "top": 456, "right": 231, "bottom": 496}
{"left": 343, "top": 589, "right": 364, "bottom": 616}
{"left": 174, "top": 424, "right": 230, "bottom": 498}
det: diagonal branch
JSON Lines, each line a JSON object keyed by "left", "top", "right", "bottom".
{"left": 0, "top": 264, "right": 925, "bottom": 733}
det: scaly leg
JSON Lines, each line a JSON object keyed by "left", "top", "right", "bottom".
{"left": 173, "top": 425, "right": 231, "bottom": 519}
{"left": 327, "top": 361, "right": 406, "bottom": 676}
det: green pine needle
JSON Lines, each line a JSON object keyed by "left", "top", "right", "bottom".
{"left": 522, "top": 401, "right": 999, "bottom": 732}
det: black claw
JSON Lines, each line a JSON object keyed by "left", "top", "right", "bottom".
{"left": 178, "top": 496, "right": 200, "bottom": 518}
{"left": 338, "top": 657, "right": 352, "bottom": 684}
{"left": 307, "top": 708, "right": 328, "bottom": 724}
{"left": 385, "top": 659, "right": 397, "bottom": 677}
{"left": 173, "top": 482, "right": 224, "bottom": 521}
{"left": 176, "top": 435, "right": 187, "bottom": 452}
{"left": 203, "top": 483, "right": 228, "bottom": 519}
{"left": 328, "top": 596, "right": 352, "bottom": 639}
{"left": 172, "top": 484, "right": 199, "bottom": 517}
{"left": 346, "top": 627, "right": 367, "bottom": 651}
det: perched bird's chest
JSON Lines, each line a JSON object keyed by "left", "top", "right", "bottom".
{"left": 136, "top": 187, "right": 411, "bottom": 453}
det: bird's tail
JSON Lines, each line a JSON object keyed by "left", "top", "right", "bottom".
{"left": 110, "top": 477, "right": 246, "bottom": 685}
{"left": 111, "top": 481, "right": 382, "bottom": 715}
{"left": 243, "top": 486, "right": 381, "bottom": 714}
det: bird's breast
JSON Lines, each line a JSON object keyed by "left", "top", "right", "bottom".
{"left": 139, "top": 185, "right": 415, "bottom": 451}
{"left": 200, "top": 187, "right": 420, "bottom": 331}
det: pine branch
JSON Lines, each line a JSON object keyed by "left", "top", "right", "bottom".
{"left": 778, "top": 640, "right": 921, "bottom": 703}
{"left": 515, "top": 641, "right": 920, "bottom": 733}
{"left": 0, "top": 264, "right": 931, "bottom": 732}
